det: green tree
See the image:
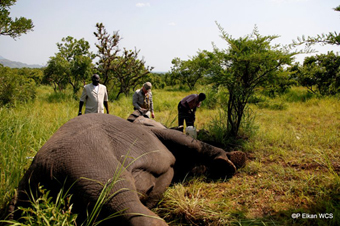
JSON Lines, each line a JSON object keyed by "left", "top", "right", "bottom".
{"left": 170, "top": 52, "right": 208, "bottom": 90}
{"left": 260, "top": 68, "right": 296, "bottom": 97}
{"left": 0, "top": 0, "right": 34, "bottom": 39}
{"left": 44, "top": 36, "right": 94, "bottom": 94}
{"left": 17, "top": 67, "right": 44, "bottom": 84}
{"left": 94, "top": 22, "right": 121, "bottom": 85}
{"left": 293, "top": 5, "right": 340, "bottom": 47}
{"left": 113, "top": 48, "right": 153, "bottom": 99}
{"left": 94, "top": 23, "right": 153, "bottom": 99}
{"left": 43, "top": 54, "right": 69, "bottom": 92}
{"left": 207, "top": 24, "right": 295, "bottom": 137}
{"left": 0, "top": 65, "right": 36, "bottom": 106}
{"left": 299, "top": 52, "right": 340, "bottom": 95}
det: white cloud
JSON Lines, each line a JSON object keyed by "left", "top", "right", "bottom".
{"left": 136, "top": 3, "right": 150, "bottom": 7}
{"left": 168, "top": 22, "right": 176, "bottom": 26}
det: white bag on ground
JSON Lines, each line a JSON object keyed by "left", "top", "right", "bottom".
{"left": 185, "top": 126, "right": 197, "bottom": 139}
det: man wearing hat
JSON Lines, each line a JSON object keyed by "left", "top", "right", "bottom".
{"left": 78, "top": 74, "right": 109, "bottom": 115}
{"left": 132, "top": 82, "right": 155, "bottom": 118}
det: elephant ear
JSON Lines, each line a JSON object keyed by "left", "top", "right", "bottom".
{"left": 128, "top": 112, "right": 167, "bottom": 128}
{"left": 127, "top": 110, "right": 143, "bottom": 122}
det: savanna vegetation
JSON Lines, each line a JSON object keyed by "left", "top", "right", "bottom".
{"left": 1, "top": 1, "right": 340, "bottom": 225}
{"left": 0, "top": 84, "right": 339, "bottom": 225}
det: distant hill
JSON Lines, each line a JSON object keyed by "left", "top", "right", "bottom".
{"left": 0, "top": 56, "right": 44, "bottom": 68}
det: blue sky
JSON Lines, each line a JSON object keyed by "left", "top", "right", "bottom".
{"left": 1, "top": 0, "right": 339, "bottom": 71}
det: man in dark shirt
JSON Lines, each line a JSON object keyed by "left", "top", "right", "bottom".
{"left": 178, "top": 93, "right": 206, "bottom": 132}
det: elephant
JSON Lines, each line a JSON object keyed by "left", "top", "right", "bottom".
{"left": 10, "top": 113, "right": 246, "bottom": 225}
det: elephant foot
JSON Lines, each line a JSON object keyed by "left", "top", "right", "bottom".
{"left": 226, "top": 151, "right": 246, "bottom": 169}
{"left": 210, "top": 156, "right": 236, "bottom": 179}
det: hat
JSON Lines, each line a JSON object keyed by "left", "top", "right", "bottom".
{"left": 143, "top": 82, "right": 152, "bottom": 90}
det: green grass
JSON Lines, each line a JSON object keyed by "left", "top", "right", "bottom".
{"left": 1, "top": 85, "right": 340, "bottom": 225}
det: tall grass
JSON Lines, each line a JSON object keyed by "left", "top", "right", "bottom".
{"left": 1, "top": 85, "right": 340, "bottom": 225}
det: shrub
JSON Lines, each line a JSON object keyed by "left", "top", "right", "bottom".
{"left": 1, "top": 185, "right": 77, "bottom": 226}
{"left": 199, "top": 107, "right": 257, "bottom": 150}
{"left": 0, "top": 66, "right": 36, "bottom": 107}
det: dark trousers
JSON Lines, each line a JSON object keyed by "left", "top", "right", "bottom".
{"left": 178, "top": 102, "right": 195, "bottom": 132}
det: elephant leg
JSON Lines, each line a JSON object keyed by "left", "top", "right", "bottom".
{"left": 133, "top": 169, "right": 157, "bottom": 202}
{"left": 72, "top": 170, "right": 167, "bottom": 226}
{"left": 144, "top": 168, "right": 174, "bottom": 209}
{"left": 133, "top": 167, "right": 174, "bottom": 209}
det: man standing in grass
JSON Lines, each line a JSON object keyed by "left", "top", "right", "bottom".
{"left": 132, "top": 82, "right": 155, "bottom": 118}
{"left": 78, "top": 74, "right": 109, "bottom": 116}
{"left": 178, "top": 93, "right": 206, "bottom": 132}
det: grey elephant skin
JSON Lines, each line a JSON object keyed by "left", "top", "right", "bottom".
{"left": 11, "top": 114, "right": 245, "bottom": 225}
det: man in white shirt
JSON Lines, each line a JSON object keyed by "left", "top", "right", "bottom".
{"left": 78, "top": 74, "right": 109, "bottom": 115}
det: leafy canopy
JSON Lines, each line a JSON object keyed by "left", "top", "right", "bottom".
{"left": 0, "top": 0, "right": 34, "bottom": 39}
{"left": 44, "top": 36, "right": 94, "bottom": 94}
{"left": 170, "top": 52, "right": 209, "bottom": 90}
{"left": 292, "top": 5, "right": 340, "bottom": 47}
{"left": 94, "top": 23, "right": 153, "bottom": 99}
{"left": 206, "top": 23, "right": 296, "bottom": 137}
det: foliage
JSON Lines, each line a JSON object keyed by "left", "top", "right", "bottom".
{"left": 142, "top": 72, "right": 167, "bottom": 89}
{"left": 94, "top": 22, "right": 121, "bottom": 85}
{"left": 43, "top": 54, "right": 69, "bottom": 92}
{"left": 0, "top": 65, "right": 36, "bottom": 107}
{"left": 0, "top": 0, "right": 34, "bottom": 39}
{"left": 44, "top": 36, "right": 94, "bottom": 94}
{"left": 1, "top": 185, "right": 77, "bottom": 226}
{"left": 94, "top": 23, "right": 153, "bottom": 100}
{"left": 291, "top": 52, "right": 340, "bottom": 95}
{"left": 292, "top": 5, "right": 340, "bottom": 48}
{"left": 205, "top": 23, "right": 295, "bottom": 137}
{"left": 260, "top": 68, "right": 296, "bottom": 98}
{"left": 112, "top": 48, "right": 154, "bottom": 99}
{"left": 17, "top": 67, "right": 44, "bottom": 85}
{"left": 170, "top": 52, "right": 209, "bottom": 90}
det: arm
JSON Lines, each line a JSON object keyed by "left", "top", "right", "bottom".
{"left": 132, "top": 92, "right": 141, "bottom": 110}
{"left": 78, "top": 87, "right": 87, "bottom": 116}
{"left": 104, "top": 101, "right": 109, "bottom": 114}
{"left": 150, "top": 92, "right": 155, "bottom": 118}
{"left": 103, "top": 86, "right": 109, "bottom": 114}
{"left": 78, "top": 101, "right": 84, "bottom": 116}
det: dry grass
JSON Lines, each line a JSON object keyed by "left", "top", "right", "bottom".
{"left": 154, "top": 90, "right": 340, "bottom": 225}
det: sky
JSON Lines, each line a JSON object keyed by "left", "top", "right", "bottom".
{"left": 0, "top": 0, "right": 339, "bottom": 72}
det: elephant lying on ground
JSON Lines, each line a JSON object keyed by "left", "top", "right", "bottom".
{"left": 11, "top": 114, "right": 246, "bottom": 225}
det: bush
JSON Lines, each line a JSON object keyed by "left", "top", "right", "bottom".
{"left": 0, "top": 66, "right": 36, "bottom": 107}
{"left": 198, "top": 86, "right": 226, "bottom": 109}
{"left": 283, "top": 88, "right": 314, "bottom": 103}
{"left": 1, "top": 186, "right": 77, "bottom": 226}
{"left": 199, "top": 107, "right": 257, "bottom": 150}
